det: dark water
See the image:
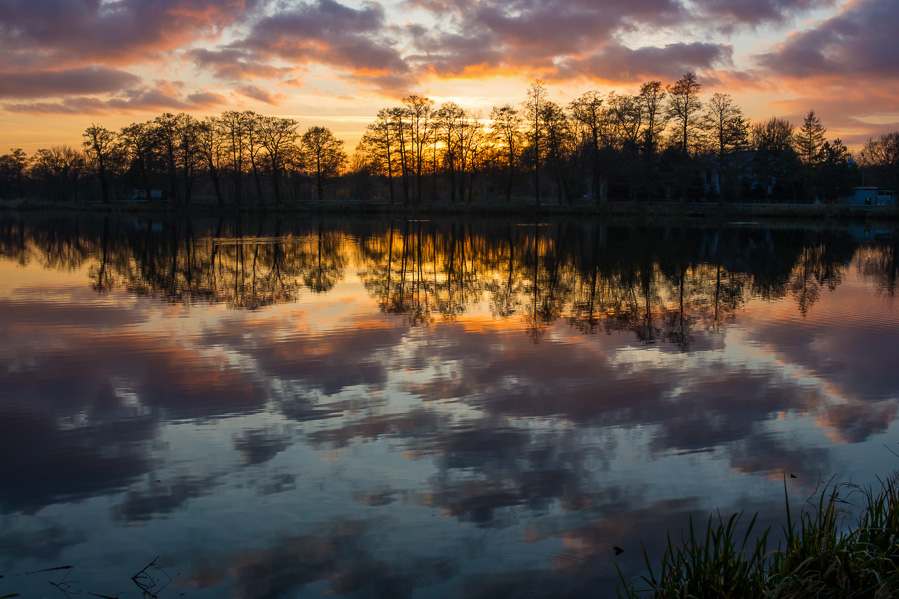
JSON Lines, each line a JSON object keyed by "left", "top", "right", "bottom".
{"left": 1, "top": 214, "right": 898, "bottom": 598}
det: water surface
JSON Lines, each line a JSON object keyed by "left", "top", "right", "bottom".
{"left": 1, "top": 214, "right": 898, "bottom": 598}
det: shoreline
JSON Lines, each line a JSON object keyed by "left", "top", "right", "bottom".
{"left": 3, "top": 197, "right": 898, "bottom": 224}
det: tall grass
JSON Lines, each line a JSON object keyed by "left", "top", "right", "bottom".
{"left": 618, "top": 472, "right": 899, "bottom": 598}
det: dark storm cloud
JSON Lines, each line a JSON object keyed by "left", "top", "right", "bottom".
{"left": 756, "top": 0, "right": 899, "bottom": 78}
{"left": 0, "top": 66, "right": 140, "bottom": 99}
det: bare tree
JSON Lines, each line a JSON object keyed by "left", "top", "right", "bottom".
{"left": 388, "top": 107, "right": 412, "bottom": 205}
{"left": 82, "top": 124, "right": 117, "bottom": 203}
{"left": 666, "top": 72, "right": 703, "bottom": 155}
{"left": 300, "top": 126, "right": 347, "bottom": 202}
{"left": 458, "top": 110, "right": 485, "bottom": 203}
{"left": 489, "top": 104, "right": 523, "bottom": 203}
{"left": 197, "top": 116, "right": 226, "bottom": 206}
{"left": 153, "top": 113, "right": 182, "bottom": 203}
{"left": 541, "top": 101, "right": 573, "bottom": 205}
{"left": 860, "top": 131, "right": 899, "bottom": 191}
{"left": 402, "top": 95, "right": 434, "bottom": 204}
{"left": 751, "top": 117, "right": 797, "bottom": 200}
{"left": 0, "top": 148, "right": 29, "bottom": 198}
{"left": 524, "top": 80, "right": 548, "bottom": 207}
{"left": 436, "top": 101, "right": 465, "bottom": 203}
{"left": 219, "top": 110, "right": 254, "bottom": 207}
{"left": 176, "top": 113, "right": 202, "bottom": 205}
{"left": 258, "top": 115, "right": 299, "bottom": 205}
{"left": 359, "top": 109, "right": 399, "bottom": 204}
{"left": 638, "top": 81, "right": 667, "bottom": 156}
{"left": 703, "top": 93, "right": 749, "bottom": 199}
{"left": 31, "top": 146, "right": 84, "bottom": 202}
{"left": 569, "top": 91, "right": 604, "bottom": 201}
{"left": 119, "top": 122, "right": 157, "bottom": 202}
{"left": 606, "top": 92, "right": 642, "bottom": 150}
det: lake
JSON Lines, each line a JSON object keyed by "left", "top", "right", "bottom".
{"left": 1, "top": 213, "right": 898, "bottom": 598}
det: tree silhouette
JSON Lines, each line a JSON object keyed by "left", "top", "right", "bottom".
{"left": 797, "top": 110, "right": 826, "bottom": 199}
{"left": 524, "top": 81, "right": 548, "bottom": 208}
{"left": 703, "top": 93, "right": 749, "bottom": 201}
{"left": 82, "top": 124, "right": 117, "bottom": 204}
{"left": 667, "top": 72, "right": 703, "bottom": 156}
{"left": 300, "top": 126, "right": 347, "bottom": 202}
{"left": 638, "top": 81, "right": 667, "bottom": 156}
{"left": 489, "top": 104, "right": 523, "bottom": 203}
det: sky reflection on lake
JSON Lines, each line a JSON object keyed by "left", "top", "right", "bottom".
{"left": 1, "top": 214, "right": 898, "bottom": 598}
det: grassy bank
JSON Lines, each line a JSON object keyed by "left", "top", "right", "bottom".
{"left": 3, "top": 196, "right": 899, "bottom": 223}
{"left": 618, "top": 473, "right": 899, "bottom": 598}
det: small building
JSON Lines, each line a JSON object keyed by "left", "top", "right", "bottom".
{"left": 844, "top": 187, "right": 896, "bottom": 207}
{"left": 130, "top": 188, "right": 164, "bottom": 201}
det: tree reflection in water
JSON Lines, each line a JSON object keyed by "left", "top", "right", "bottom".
{"left": 1, "top": 213, "right": 899, "bottom": 598}
{"left": 2, "top": 214, "right": 887, "bottom": 348}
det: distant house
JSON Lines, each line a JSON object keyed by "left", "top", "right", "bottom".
{"left": 844, "top": 187, "right": 896, "bottom": 207}
{"left": 698, "top": 150, "right": 758, "bottom": 197}
{"left": 130, "top": 188, "right": 164, "bottom": 201}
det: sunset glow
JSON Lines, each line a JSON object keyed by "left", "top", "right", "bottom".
{"left": 2, "top": 0, "right": 897, "bottom": 152}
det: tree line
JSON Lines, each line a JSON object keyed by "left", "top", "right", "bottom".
{"left": 2, "top": 74, "right": 898, "bottom": 206}
{"left": 0, "top": 112, "right": 347, "bottom": 206}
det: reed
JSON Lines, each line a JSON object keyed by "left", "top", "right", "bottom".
{"left": 618, "top": 472, "right": 899, "bottom": 598}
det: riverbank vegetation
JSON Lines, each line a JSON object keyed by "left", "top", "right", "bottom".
{"left": 619, "top": 473, "right": 899, "bottom": 598}
{"left": 1, "top": 76, "right": 898, "bottom": 209}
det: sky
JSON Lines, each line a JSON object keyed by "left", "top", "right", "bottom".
{"left": 1, "top": 0, "right": 898, "bottom": 154}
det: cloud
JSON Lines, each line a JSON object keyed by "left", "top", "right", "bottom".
{"left": 554, "top": 42, "right": 733, "bottom": 83}
{"left": 112, "top": 475, "right": 220, "bottom": 522}
{"left": 231, "top": 0, "right": 413, "bottom": 93}
{"left": 209, "top": 0, "right": 731, "bottom": 93}
{"left": 694, "top": 0, "right": 838, "bottom": 28}
{"left": 756, "top": 0, "right": 899, "bottom": 78}
{"left": 188, "top": 48, "right": 295, "bottom": 81}
{"left": 0, "top": 523, "right": 87, "bottom": 561}
{"left": 0, "top": 66, "right": 140, "bottom": 99}
{"left": 399, "top": 0, "right": 692, "bottom": 81}
{"left": 732, "top": 0, "right": 899, "bottom": 145}
{"left": 0, "top": 0, "right": 261, "bottom": 69}
{"left": 0, "top": 406, "right": 155, "bottom": 514}
{"left": 236, "top": 84, "right": 282, "bottom": 104}
{"left": 2, "top": 80, "right": 228, "bottom": 114}
{"left": 234, "top": 427, "right": 295, "bottom": 466}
